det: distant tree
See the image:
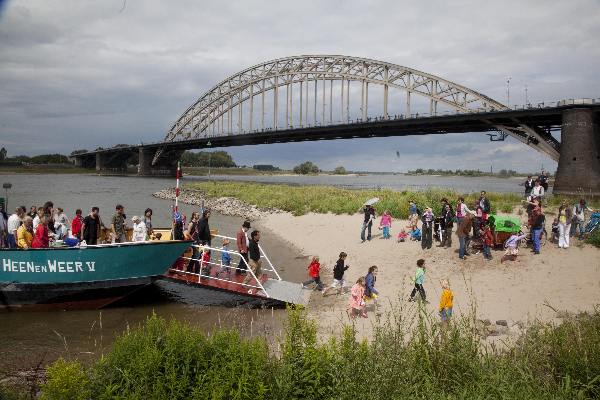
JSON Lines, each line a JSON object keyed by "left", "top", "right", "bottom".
{"left": 293, "top": 161, "right": 319, "bottom": 175}
{"left": 0, "top": 147, "right": 6, "bottom": 161}
{"left": 253, "top": 164, "right": 280, "bottom": 171}
{"left": 70, "top": 149, "right": 89, "bottom": 155}
{"left": 180, "top": 151, "right": 236, "bottom": 168}
{"left": 333, "top": 166, "right": 347, "bottom": 175}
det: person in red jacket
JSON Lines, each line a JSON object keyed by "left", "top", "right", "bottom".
{"left": 301, "top": 256, "right": 324, "bottom": 291}
{"left": 481, "top": 222, "right": 494, "bottom": 260}
{"left": 31, "top": 215, "right": 50, "bottom": 248}
{"left": 71, "top": 209, "right": 83, "bottom": 239}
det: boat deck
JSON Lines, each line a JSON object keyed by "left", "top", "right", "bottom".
{"left": 162, "top": 257, "right": 310, "bottom": 306}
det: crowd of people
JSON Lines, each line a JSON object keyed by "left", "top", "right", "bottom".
{"left": 0, "top": 202, "right": 156, "bottom": 249}
{"left": 359, "top": 185, "right": 597, "bottom": 262}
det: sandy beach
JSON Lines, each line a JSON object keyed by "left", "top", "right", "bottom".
{"left": 261, "top": 211, "right": 600, "bottom": 339}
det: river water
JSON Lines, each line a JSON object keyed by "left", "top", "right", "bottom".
{"left": 187, "top": 173, "right": 530, "bottom": 193}
{"left": 0, "top": 172, "right": 526, "bottom": 372}
{"left": 0, "top": 173, "right": 308, "bottom": 372}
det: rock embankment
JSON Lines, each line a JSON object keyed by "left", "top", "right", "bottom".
{"left": 153, "top": 188, "right": 280, "bottom": 220}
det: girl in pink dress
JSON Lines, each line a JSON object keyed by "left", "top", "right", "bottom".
{"left": 379, "top": 210, "right": 392, "bottom": 239}
{"left": 348, "top": 276, "right": 367, "bottom": 319}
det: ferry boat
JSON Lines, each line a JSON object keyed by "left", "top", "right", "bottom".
{"left": 0, "top": 240, "right": 192, "bottom": 309}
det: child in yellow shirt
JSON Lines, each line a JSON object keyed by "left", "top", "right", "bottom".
{"left": 439, "top": 279, "right": 453, "bottom": 324}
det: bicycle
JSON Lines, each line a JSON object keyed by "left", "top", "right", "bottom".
{"left": 584, "top": 212, "right": 600, "bottom": 235}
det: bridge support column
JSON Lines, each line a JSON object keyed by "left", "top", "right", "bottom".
{"left": 95, "top": 153, "right": 104, "bottom": 172}
{"left": 73, "top": 157, "right": 83, "bottom": 167}
{"left": 138, "top": 148, "right": 152, "bottom": 176}
{"left": 137, "top": 148, "right": 182, "bottom": 177}
{"left": 554, "top": 108, "right": 600, "bottom": 195}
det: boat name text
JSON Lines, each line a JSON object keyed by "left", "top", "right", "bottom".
{"left": 2, "top": 259, "right": 95, "bottom": 274}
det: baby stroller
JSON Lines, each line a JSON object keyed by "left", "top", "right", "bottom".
{"left": 434, "top": 217, "right": 444, "bottom": 242}
{"left": 585, "top": 212, "right": 600, "bottom": 235}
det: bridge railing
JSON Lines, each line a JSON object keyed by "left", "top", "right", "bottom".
{"left": 77, "top": 98, "right": 600, "bottom": 154}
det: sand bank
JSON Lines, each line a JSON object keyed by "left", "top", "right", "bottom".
{"left": 261, "top": 212, "right": 600, "bottom": 339}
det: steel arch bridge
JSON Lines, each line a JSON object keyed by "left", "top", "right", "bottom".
{"left": 164, "top": 55, "right": 560, "bottom": 160}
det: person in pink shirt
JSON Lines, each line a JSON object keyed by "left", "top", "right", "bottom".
{"left": 348, "top": 276, "right": 367, "bottom": 319}
{"left": 379, "top": 210, "right": 392, "bottom": 239}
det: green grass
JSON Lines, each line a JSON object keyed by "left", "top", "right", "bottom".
{"left": 586, "top": 228, "right": 600, "bottom": 248}
{"left": 35, "top": 307, "right": 600, "bottom": 400}
{"left": 186, "top": 181, "right": 523, "bottom": 217}
{"left": 187, "top": 181, "right": 600, "bottom": 218}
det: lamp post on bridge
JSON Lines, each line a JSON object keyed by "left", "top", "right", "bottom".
{"left": 506, "top": 77, "right": 512, "bottom": 108}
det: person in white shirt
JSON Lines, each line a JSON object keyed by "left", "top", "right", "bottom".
{"left": 32, "top": 207, "right": 43, "bottom": 231}
{"left": 7, "top": 206, "right": 25, "bottom": 248}
{"left": 531, "top": 180, "right": 545, "bottom": 198}
{"left": 131, "top": 215, "right": 147, "bottom": 242}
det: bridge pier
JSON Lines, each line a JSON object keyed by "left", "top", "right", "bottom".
{"left": 553, "top": 108, "right": 600, "bottom": 196}
{"left": 138, "top": 148, "right": 183, "bottom": 176}
{"left": 95, "top": 152, "right": 129, "bottom": 175}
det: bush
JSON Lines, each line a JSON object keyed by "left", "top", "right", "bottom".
{"left": 40, "top": 358, "right": 90, "bottom": 400}
{"left": 38, "top": 308, "right": 600, "bottom": 399}
{"left": 293, "top": 161, "right": 319, "bottom": 175}
{"left": 586, "top": 228, "right": 600, "bottom": 248}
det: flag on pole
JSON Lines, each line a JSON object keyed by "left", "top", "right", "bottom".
{"left": 174, "top": 161, "right": 181, "bottom": 214}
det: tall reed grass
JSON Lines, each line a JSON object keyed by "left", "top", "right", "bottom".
{"left": 187, "top": 182, "right": 524, "bottom": 217}
{"left": 37, "top": 307, "right": 600, "bottom": 399}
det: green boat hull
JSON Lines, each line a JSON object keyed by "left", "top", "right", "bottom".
{"left": 0, "top": 241, "right": 191, "bottom": 309}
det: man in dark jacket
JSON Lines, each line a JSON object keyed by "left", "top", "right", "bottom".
{"left": 197, "top": 209, "right": 211, "bottom": 246}
{"left": 440, "top": 203, "right": 455, "bottom": 248}
{"left": 360, "top": 205, "right": 375, "bottom": 242}
{"left": 242, "top": 230, "right": 263, "bottom": 292}
{"left": 478, "top": 191, "right": 491, "bottom": 221}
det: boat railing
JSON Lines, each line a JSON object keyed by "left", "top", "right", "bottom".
{"left": 170, "top": 235, "right": 283, "bottom": 298}
{"left": 212, "top": 234, "right": 282, "bottom": 281}
{"left": 177, "top": 247, "right": 267, "bottom": 295}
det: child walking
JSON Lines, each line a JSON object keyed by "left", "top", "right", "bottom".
{"left": 481, "top": 223, "right": 494, "bottom": 260}
{"left": 439, "top": 279, "right": 454, "bottom": 325}
{"left": 217, "top": 238, "right": 232, "bottom": 280}
{"left": 379, "top": 210, "right": 392, "bottom": 239}
{"left": 348, "top": 277, "right": 367, "bottom": 319}
{"left": 322, "top": 252, "right": 349, "bottom": 296}
{"left": 302, "top": 256, "right": 324, "bottom": 291}
{"left": 409, "top": 259, "right": 427, "bottom": 302}
{"left": 364, "top": 265, "right": 379, "bottom": 301}
{"left": 501, "top": 231, "right": 527, "bottom": 263}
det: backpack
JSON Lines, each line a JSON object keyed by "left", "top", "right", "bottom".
{"left": 416, "top": 207, "right": 422, "bottom": 217}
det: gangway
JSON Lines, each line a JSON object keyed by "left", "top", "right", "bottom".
{"left": 160, "top": 234, "right": 310, "bottom": 307}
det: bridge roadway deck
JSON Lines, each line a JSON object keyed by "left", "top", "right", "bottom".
{"left": 78, "top": 103, "right": 600, "bottom": 157}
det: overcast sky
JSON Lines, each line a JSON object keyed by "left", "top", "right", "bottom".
{"left": 1, "top": 0, "right": 599, "bottom": 172}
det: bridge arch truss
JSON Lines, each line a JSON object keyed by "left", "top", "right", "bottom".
{"left": 165, "top": 55, "right": 559, "bottom": 160}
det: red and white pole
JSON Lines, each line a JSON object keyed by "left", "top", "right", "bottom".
{"left": 174, "top": 161, "right": 181, "bottom": 214}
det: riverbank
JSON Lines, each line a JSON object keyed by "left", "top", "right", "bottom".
{"left": 0, "top": 165, "right": 93, "bottom": 174}
{"left": 261, "top": 211, "right": 600, "bottom": 341}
